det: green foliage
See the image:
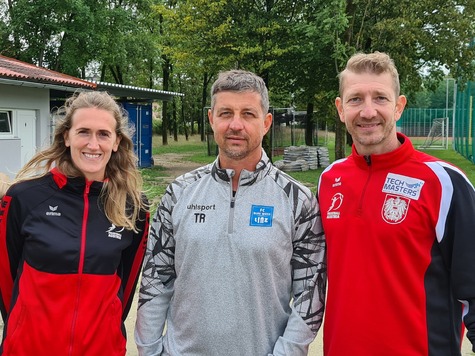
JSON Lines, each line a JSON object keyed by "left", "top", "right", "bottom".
{"left": 1, "top": 0, "right": 163, "bottom": 84}
{"left": 1, "top": 0, "right": 475, "bottom": 155}
{"left": 152, "top": 119, "right": 162, "bottom": 135}
{"left": 336, "top": 0, "right": 475, "bottom": 93}
{"left": 410, "top": 79, "right": 456, "bottom": 109}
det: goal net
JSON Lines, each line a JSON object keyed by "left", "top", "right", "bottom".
{"left": 419, "top": 117, "right": 448, "bottom": 149}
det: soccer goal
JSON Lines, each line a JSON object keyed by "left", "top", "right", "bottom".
{"left": 419, "top": 117, "right": 449, "bottom": 149}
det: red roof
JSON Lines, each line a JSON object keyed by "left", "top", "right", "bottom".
{"left": 0, "top": 55, "right": 96, "bottom": 89}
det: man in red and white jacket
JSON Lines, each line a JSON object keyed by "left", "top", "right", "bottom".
{"left": 318, "top": 51, "right": 475, "bottom": 356}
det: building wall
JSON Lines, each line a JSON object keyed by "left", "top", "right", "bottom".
{"left": 0, "top": 84, "right": 51, "bottom": 178}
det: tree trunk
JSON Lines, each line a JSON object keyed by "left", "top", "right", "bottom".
{"left": 334, "top": 115, "right": 346, "bottom": 159}
{"left": 305, "top": 102, "right": 314, "bottom": 146}
{"left": 182, "top": 97, "right": 189, "bottom": 140}
{"left": 161, "top": 101, "right": 168, "bottom": 146}
{"left": 200, "top": 72, "right": 209, "bottom": 142}
{"left": 173, "top": 98, "right": 178, "bottom": 141}
{"left": 161, "top": 57, "right": 170, "bottom": 146}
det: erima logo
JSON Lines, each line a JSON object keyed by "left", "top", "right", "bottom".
{"left": 46, "top": 205, "right": 61, "bottom": 216}
{"left": 332, "top": 177, "right": 342, "bottom": 187}
{"left": 107, "top": 224, "right": 124, "bottom": 240}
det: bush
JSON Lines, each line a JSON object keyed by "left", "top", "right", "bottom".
{"left": 152, "top": 119, "right": 162, "bottom": 135}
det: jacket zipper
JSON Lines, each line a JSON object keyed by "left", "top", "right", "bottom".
{"left": 228, "top": 188, "right": 236, "bottom": 234}
{"left": 68, "top": 181, "right": 92, "bottom": 356}
{"left": 358, "top": 156, "right": 372, "bottom": 215}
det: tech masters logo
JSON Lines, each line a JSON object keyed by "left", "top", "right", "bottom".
{"left": 381, "top": 173, "right": 425, "bottom": 224}
{"left": 382, "top": 173, "right": 424, "bottom": 200}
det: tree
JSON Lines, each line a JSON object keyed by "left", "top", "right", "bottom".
{"left": 331, "top": 0, "right": 475, "bottom": 159}
{"left": 1, "top": 0, "right": 163, "bottom": 84}
{"left": 271, "top": 0, "right": 347, "bottom": 147}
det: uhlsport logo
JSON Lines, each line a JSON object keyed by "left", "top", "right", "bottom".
{"left": 327, "top": 193, "right": 343, "bottom": 219}
{"left": 107, "top": 224, "right": 124, "bottom": 240}
{"left": 46, "top": 205, "right": 61, "bottom": 217}
{"left": 187, "top": 203, "right": 216, "bottom": 223}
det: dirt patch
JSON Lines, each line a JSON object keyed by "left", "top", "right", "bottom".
{"left": 153, "top": 152, "right": 205, "bottom": 182}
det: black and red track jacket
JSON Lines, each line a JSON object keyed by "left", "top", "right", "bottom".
{"left": 318, "top": 133, "right": 475, "bottom": 355}
{"left": 0, "top": 168, "right": 149, "bottom": 356}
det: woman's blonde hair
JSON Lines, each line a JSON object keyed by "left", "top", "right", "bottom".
{"left": 15, "top": 91, "right": 148, "bottom": 232}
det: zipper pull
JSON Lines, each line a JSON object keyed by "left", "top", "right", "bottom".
{"left": 364, "top": 155, "right": 372, "bottom": 166}
{"left": 84, "top": 181, "right": 92, "bottom": 195}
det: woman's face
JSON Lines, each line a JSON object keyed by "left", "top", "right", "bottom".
{"left": 64, "top": 107, "right": 121, "bottom": 181}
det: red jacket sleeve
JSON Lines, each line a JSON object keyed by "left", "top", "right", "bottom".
{"left": 0, "top": 193, "right": 24, "bottom": 321}
{"left": 119, "top": 206, "right": 150, "bottom": 321}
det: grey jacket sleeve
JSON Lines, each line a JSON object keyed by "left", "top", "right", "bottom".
{"left": 272, "top": 192, "right": 327, "bottom": 355}
{"left": 135, "top": 189, "right": 176, "bottom": 356}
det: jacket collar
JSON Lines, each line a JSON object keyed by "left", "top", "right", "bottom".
{"left": 50, "top": 168, "right": 104, "bottom": 195}
{"left": 352, "top": 133, "right": 415, "bottom": 170}
{"left": 211, "top": 149, "right": 271, "bottom": 186}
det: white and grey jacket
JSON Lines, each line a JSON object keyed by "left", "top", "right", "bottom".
{"left": 135, "top": 150, "right": 326, "bottom": 356}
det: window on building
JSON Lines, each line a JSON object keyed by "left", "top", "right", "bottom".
{"left": 0, "top": 111, "right": 12, "bottom": 135}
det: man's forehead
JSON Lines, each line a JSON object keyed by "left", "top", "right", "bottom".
{"left": 342, "top": 72, "right": 396, "bottom": 96}
{"left": 214, "top": 92, "right": 262, "bottom": 107}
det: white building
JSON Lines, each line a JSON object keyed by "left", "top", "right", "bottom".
{"left": 0, "top": 54, "right": 182, "bottom": 178}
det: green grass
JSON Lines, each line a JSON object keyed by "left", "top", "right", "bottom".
{"left": 141, "top": 136, "right": 212, "bottom": 211}
{"left": 152, "top": 135, "right": 211, "bottom": 164}
{"left": 140, "top": 165, "right": 168, "bottom": 208}
{"left": 421, "top": 148, "right": 475, "bottom": 183}
{"left": 141, "top": 135, "right": 475, "bottom": 210}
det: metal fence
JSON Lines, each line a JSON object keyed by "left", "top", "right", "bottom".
{"left": 270, "top": 108, "right": 330, "bottom": 158}
{"left": 398, "top": 108, "right": 452, "bottom": 149}
{"left": 453, "top": 81, "right": 475, "bottom": 162}
{"left": 399, "top": 81, "right": 475, "bottom": 164}
{"left": 205, "top": 87, "right": 475, "bottom": 164}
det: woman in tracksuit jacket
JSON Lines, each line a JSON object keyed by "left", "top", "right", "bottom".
{"left": 0, "top": 91, "right": 149, "bottom": 356}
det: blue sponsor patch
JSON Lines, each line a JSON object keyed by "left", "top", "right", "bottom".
{"left": 249, "top": 205, "right": 274, "bottom": 227}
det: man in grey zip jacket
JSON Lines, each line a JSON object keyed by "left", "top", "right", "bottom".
{"left": 135, "top": 69, "right": 326, "bottom": 356}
